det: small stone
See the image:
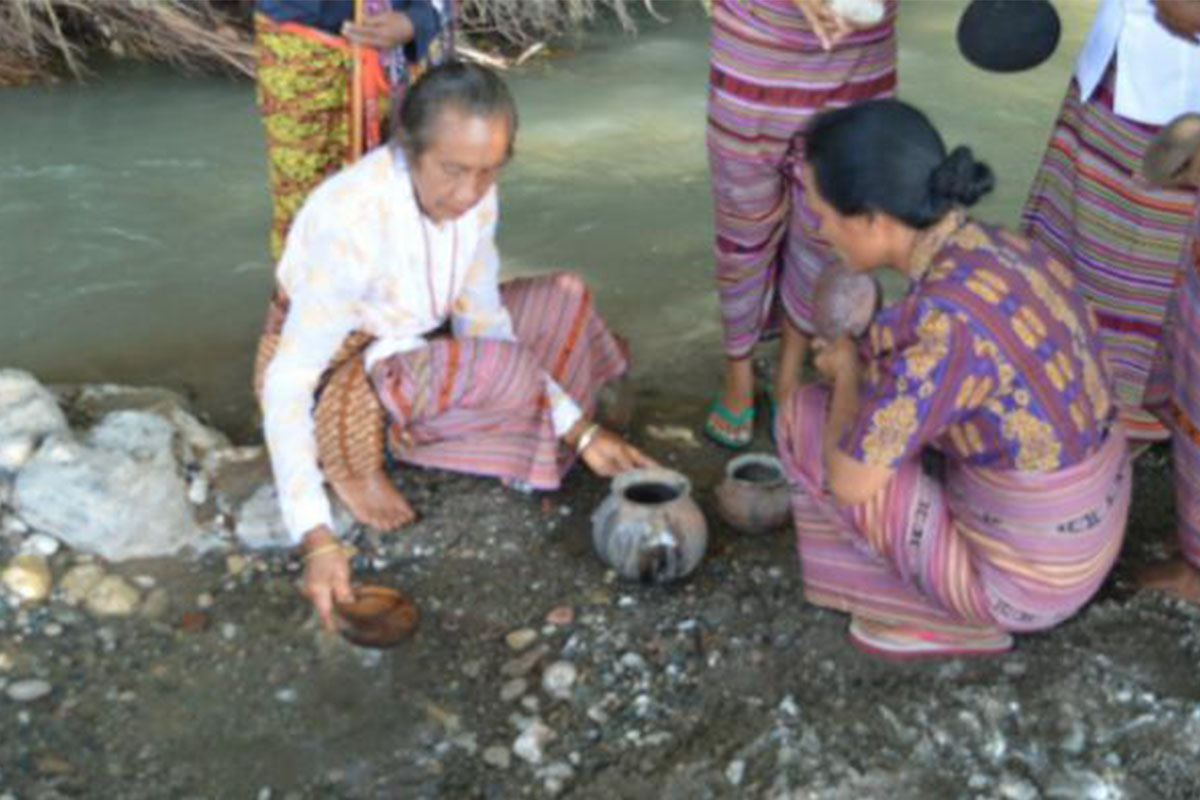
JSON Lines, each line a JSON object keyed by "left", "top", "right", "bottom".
{"left": 2, "top": 553, "right": 51, "bottom": 603}
{"left": 221, "top": 622, "right": 238, "bottom": 640}
{"left": 2, "top": 515, "right": 29, "bottom": 535}
{"left": 6, "top": 678, "right": 52, "bottom": 702}
{"left": 256, "top": 788, "right": 272, "bottom": 800}
{"left": 500, "top": 678, "right": 528, "bottom": 702}
{"left": 482, "top": 745, "right": 511, "bottom": 770}
{"left": 520, "top": 695, "right": 541, "bottom": 713}
{"left": 275, "top": 687, "right": 297, "bottom": 704}
{"left": 35, "top": 755, "right": 74, "bottom": 776}
{"left": 59, "top": 563, "right": 106, "bottom": 605}
{"left": 84, "top": 575, "right": 141, "bottom": 617}
{"left": 501, "top": 646, "right": 547, "bottom": 678}
{"left": 226, "top": 554, "right": 247, "bottom": 576}
{"left": 196, "top": 591, "right": 215, "bottom": 610}
{"left": 43, "top": 622, "right": 63, "bottom": 637}
{"left": 21, "top": 533, "right": 60, "bottom": 557}
{"left": 546, "top": 605, "right": 574, "bottom": 626}
{"left": 140, "top": 587, "right": 170, "bottom": 620}
{"left": 179, "top": 611, "right": 209, "bottom": 633}
{"left": 513, "top": 720, "right": 555, "bottom": 765}
{"left": 725, "top": 759, "right": 746, "bottom": 786}
{"left": 541, "top": 761, "right": 575, "bottom": 796}
{"left": 132, "top": 574, "right": 156, "bottom": 589}
{"left": 541, "top": 661, "right": 577, "bottom": 700}
{"left": 506, "top": 628, "right": 538, "bottom": 651}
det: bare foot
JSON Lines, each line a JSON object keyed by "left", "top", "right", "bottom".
{"left": 330, "top": 470, "right": 417, "bottom": 530}
{"left": 1137, "top": 557, "right": 1200, "bottom": 606}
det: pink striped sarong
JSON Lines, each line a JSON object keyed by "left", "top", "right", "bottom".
{"left": 1021, "top": 69, "right": 1197, "bottom": 442}
{"left": 777, "top": 385, "right": 1131, "bottom": 636}
{"left": 707, "top": 0, "right": 897, "bottom": 357}
{"left": 371, "top": 272, "right": 627, "bottom": 489}
{"left": 1147, "top": 233, "right": 1200, "bottom": 567}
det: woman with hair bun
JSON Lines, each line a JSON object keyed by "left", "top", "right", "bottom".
{"left": 775, "top": 99, "right": 1132, "bottom": 658}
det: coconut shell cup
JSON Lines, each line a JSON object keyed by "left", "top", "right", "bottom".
{"left": 334, "top": 585, "right": 419, "bottom": 649}
{"left": 813, "top": 266, "right": 881, "bottom": 341}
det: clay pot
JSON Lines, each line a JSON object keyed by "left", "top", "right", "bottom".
{"left": 813, "top": 266, "right": 881, "bottom": 340}
{"left": 334, "top": 585, "right": 419, "bottom": 649}
{"left": 715, "top": 453, "right": 792, "bottom": 534}
{"left": 591, "top": 468, "right": 707, "bottom": 584}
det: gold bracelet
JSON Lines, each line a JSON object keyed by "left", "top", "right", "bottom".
{"left": 301, "top": 542, "right": 356, "bottom": 563}
{"left": 575, "top": 422, "right": 601, "bottom": 456}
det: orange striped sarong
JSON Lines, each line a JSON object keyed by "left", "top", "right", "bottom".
{"left": 776, "top": 385, "right": 1131, "bottom": 637}
{"left": 372, "top": 273, "right": 629, "bottom": 488}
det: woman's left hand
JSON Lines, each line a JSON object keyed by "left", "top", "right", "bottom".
{"left": 813, "top": 335, "right": 860, "bottom": 384}
{"left": 580, "top": 428, "right": 657, "bottom": 477}
{"left": 343, "top": 11, "right": 416, "bottom": 49}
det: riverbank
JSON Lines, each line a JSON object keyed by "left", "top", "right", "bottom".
{"left": 1, "top": 367, "right": 1199, "bottom": 799}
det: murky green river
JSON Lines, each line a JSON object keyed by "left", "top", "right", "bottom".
{"left": 0, "top": 1, "right": 1096, "bottom": 438}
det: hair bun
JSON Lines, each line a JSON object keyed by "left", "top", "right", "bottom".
{"left": 929, "top": 146, "right": 995, "bottom": 207}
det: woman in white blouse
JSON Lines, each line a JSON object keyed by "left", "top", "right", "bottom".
{"left": 259, "top": 63, "right": 653, "bottom": 628}
{"left": 1021, "top": 0, "right": 1200, "bottom": 447}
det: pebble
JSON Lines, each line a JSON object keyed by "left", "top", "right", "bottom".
{"left": 482, "top": 745, "right": 511, "bottom": 770}
{"left": 59, "top": 563, "right": 106, "bottom": 605}
{"left": 140, "top": 587, "right": 170, "bottom": 620}
{"left": 226, "top": 554, "right": 247, "bottom": 576}
{"left": 506, "top": 628, "right": 538, "bottom": 651}
{"left": 85, "top": 575, "right": 141, "bottom": 617}
{"left": 541, "top": 661, "right": 578, "bottom": 701}
{"left": 500, "top": 678, "right": 528, "bottom": 702}
{"left": 6, "top": 678, "right": 52, "bottom": 702}
{"left": 197, "top": 592, "right": 215, "bottom": 610}
{"left": 2, "top": 553, "right": 51, "bottom": 603}
{"left": 540, "top": 761, "right": 575, "bottom": 796}
{"left": 180, "top": 611, "right": 209, "bottom": 633}
{"left": 275, "top": 687, "right": 297, "bottom": 704}
{"left": 132, "top": 574, "right": 157, "bottom": 589}
{"left": 1, "top": 515, "right": 29, "bottom": 535}
{"left": 43, "top": 622, "right": 63, "bottom": 638}
{"left": 21, "top": 533, "right": 60, "bottom": 557}
{"left": 501, "top": 646, "right": 547, "bottom": 678}
{"left": 221, "top": 622, "right": 238, "bottom": 641}
{"left": 513, "top": 720, "right": 555, "bottom": 765}
{"left": 725, "top": 759, "right": 746, "bottom": 786}
{"left": 545, "top": 605, "right": 574, "bottom": 626}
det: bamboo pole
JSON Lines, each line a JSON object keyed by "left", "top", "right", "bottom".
{"left": 350, "top": 0, "right": 365, "bottom": 162}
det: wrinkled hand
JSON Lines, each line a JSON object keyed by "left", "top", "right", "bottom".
{"left": 1155, "top": 0, "right": 1200, "bottom": 40}
{"left": 343, "top": 10, "right": 416, "bottom": 49}
{"left": 579, "top": 428, "right": 657, "bottom": 477}
{"left": 792, "top": 0, "right": 856, "bottom": 51}
{"left": 300, "top": 526, "right": 354, "bottom": 632}
{"left": 813, "top": 335, "right": 860, "bottom": 384}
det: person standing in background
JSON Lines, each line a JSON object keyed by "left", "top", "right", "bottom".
{"left": 1021, "top": 0, "right": 1200, "bottom": 446}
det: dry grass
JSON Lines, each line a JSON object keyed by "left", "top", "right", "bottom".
{"left": 0, "top": 0, "right": 675, "bottom": 86}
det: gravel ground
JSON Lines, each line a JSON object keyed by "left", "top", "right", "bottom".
{"left": 2, "top": 383, "right": 1200, "bottom": 800}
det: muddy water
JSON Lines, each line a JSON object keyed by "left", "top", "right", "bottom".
{"left": 0, "top": 1, "right": 1096, "bottom": 438}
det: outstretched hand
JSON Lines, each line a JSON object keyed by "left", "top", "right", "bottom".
{"left": 300, "top": 526, "right": 354, "bottom": 632}
{"left": 579, "top": 427, "right": 657, "bottom": 477}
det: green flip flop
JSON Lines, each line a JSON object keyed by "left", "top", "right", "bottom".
{"left": 704, "top": 396, "right": 755, "bottom": 450}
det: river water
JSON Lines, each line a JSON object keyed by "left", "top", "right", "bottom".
{"left": 0, "top": 1, "right": 1096, "bottom": 439}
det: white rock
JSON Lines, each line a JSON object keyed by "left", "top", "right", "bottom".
{"left": 20, "top": 533, "right": 60, "bottom": 557}
{"left": 187, "top": 472, "right": 209, "bottom": 505}
{"left": 482, "top": 745, "right": 511, "bottom": 770}
{"left": 15, "top": 411, "right": 203, "bottom": 561}
{"left": 830, "top": 0, "right": 885, "bottom": 26}
{"left": 197, "top": 591, "right": 214, "bottom": 609}
{"left": 541, "top": 661, "right": 577, "bottom": 700}
{"left": 84, "top": 575, "right": 141, "bottom": 617}
{"left": 725, "top": 759, "right": 746, "bottom": 786}
{"left": 6, "top": 678, "right": 52, "bottom": 702}
{"left": 59, "top": 564, "right": 106, "bottom": 605}
{"left": 0, "top": 370, "right": 68, "bottom": 472}
{"left": 1, "top": 515, "right": 28, "bottom": 535}
{"left": 513, "top": 720, "right": 555, "bottom": 765}
{"left": 1, "top": 554, "right": 51, "bottom": 603}
{"left": 506, "top": 628, "right": 538, "bottom": 651}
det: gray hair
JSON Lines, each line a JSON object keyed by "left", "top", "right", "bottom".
{"left": 393, "top": 61, "right": 518, "bottom": 159}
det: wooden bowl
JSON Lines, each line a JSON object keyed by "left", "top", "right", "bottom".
{"left": 334, "top": 585, "right": 419, "bottom": 649}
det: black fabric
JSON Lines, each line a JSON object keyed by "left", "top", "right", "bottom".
{"left": 956, "top": 0, "right": 1061, "bottom": 73}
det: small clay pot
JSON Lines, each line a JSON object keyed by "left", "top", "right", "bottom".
{"left": 334, "top": 585, "right": 419, "bottom": 649}
{"left": 591, "top": 468, "right": 707, "bottom": 584}
{"left": 813, "top": 266, "right": 881, "bottom": 340}
{"left": 715, "top": 453, "right": 791, "bottom": 535}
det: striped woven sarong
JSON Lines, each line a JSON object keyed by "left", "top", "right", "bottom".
{"left": 372, "top": 273, "right": 628, "bottom": 488}
{"left": 776, "top": 385, "right": 1131, "bottom": 635}
{"left": 1147, "top": 233, "right": 1200, "bottom": 567}
{"left": 254, "top": 14, "right": 390, "bottom": 261}
{"left": 1021, "top": 69, "right": 1197, "bottom": 441}
{"left": 707, "top": 0, "right": 896, "bottom": 357}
